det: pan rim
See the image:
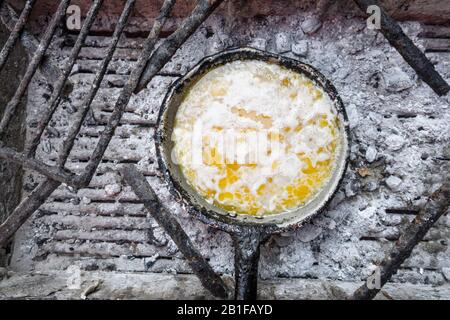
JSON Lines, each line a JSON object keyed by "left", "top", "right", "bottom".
{"left": 155, "top": 47, "right": 350, "bottom": 234}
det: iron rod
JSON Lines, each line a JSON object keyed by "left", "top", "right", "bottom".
{"left": 0, "top": 0, "right": 37, "bottom": 72}
{"left": 0, "top": 0, "right": 71, "bottom": 139}
{"left": 0, "top": 2, "right": 69, "bottom": 89}
{"left": 57, "top": 0, "right": 136, "bottom": 168}
{"left": 0, "top": 0, "right": 178, "bottom": 249}
{"left": 353, "top": 0, "right": 450, "bottom": 96}
{"left": 26, "top": 0, "right": 105, "bottom": 158}
{"left": 0, "top": 179, "right": 61, "bottom": 247}
{"left": 77, "top": 0, "right": 176, "bottom": 187}
{"left": 0, "top": 145, "right": 76, "bottom": 184}
{"left": 135, "top": 0, "right": 224, "bottom": 93}
{"left": 120, "top": 164, "right": 229, "bottom": 299}
{"left": 351, "top": 183, "right": 450, "bottom": 300}
{"left": 0, "top": 0, "right": 138, "bottom": 249}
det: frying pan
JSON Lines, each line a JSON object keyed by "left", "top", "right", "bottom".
{"left": 156, "top": 47, "right": 350, "bottom": 300}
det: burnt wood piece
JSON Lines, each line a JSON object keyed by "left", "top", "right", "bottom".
{"left": 353, "top": 0, "right": 449, "bottom": 96}
{"left": 0, "top": 0, "right": 71, "bottom": 139}
{"left": 0, "top": 0, "right": 36, "bottom": 71}
{"left": 135, "top": 0, "right": 225, "bottom": 93}
{"left": 351, "top": 183, "right": 450, "bottom": 300}
{"left": 76, "top": 0, "right": 176, "bottom": 187}
{"left": 57, "top": 0, "right": 136, "bottom": 168}
{"left": 120, "top": 164, "right": 229, "bottom": 299}
{"left": 0, "top": 2, "right": 68, "bottom": 89}
{"left": 26, "top": 0, "right": 105, "bottom": 158}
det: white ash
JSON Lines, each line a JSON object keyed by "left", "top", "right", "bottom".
{"left": 365, "top": 145, "right": 378, "bottom": 163}
{"left": 292, "top": 40, "right": 309, "bottom": 57}
{"left": 8, "top": 13, "right": 449, "bottom": 290}
{"left": 383, "top": 66, "right": 415, "bottom": 92}
{"left": 442, "top": 268, "right": 450, "bottom": 282}
{"left": 249, "top": 38, "right": 267, "bottom": 51}
{"left": 275, "top": 33, "right": 291, "bottom": 53}
{"left": 296, "top": 224, "right": 323, "bottom": 243}
{"left": 386, "top": 176, "right": 403, "bottom": 192}
{"left": 301, "top": 16, "right": 322, "bottom": 35}
{"left": 385, "top": 134, "right": 405, "bottom": 151}
{"left": 104, "top": 184, "right": 122, "bottom": 197}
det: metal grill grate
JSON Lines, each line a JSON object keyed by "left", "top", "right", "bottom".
{"left": 0, "top": 0, "right": 449, "bottom": 300}
{"left": 0, "top": 0, "right": 222, "bottom": 246}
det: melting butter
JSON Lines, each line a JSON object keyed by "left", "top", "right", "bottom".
{"left": 172, "top": 60, "right": 340, "bottom": 216}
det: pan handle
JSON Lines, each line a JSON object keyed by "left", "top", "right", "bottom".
{"left": 232, "top": 228, "right": 270, "bottom": 300}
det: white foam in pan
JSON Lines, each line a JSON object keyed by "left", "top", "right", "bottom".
{"left": 172, "top": 60, "right": 341, "bottom": 216}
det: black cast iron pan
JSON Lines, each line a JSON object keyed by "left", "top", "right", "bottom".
{"left": 156, "top": 47, "right": 350, "bottom": 300}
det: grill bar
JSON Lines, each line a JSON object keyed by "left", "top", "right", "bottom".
{"left": 0, "top": 0, "right": 181, "bottom": 248}
{"left": 120, "top": 164, "right": 229, "bottom": 299}
{"left": 0, "top": 2, "right": 67, "bottom": 86}
{"left": 353, "top": 0, "right": 450, "bottom": 96}
{"left": 0, "top": 144, "right": 75, "bottom": 184}
{"left": 351, "top": 183, "right": 450, "bottom": 300}
{"left": 0, "top": 0, "right": 37, "bottom": 71}
{"left": 26, "top": 0, "right": 105, "bottom": 158}
{"left": 0, "top": 0, "right": 71, "bottom": 138}
{"left": 135, "top": 0, "right": 225, "bottom": 93}
{"left": 0, "top": 179, "right": 60, "bottom": 246}
{"left": 0, "top": 0, "right": 444, "bottom": 301}
{"left": 0, "top": 0, "right": 138, "bottom": 247}
{"left": 77, "top": 0, "right": 176, "bottom": 187}
{"left": 58, "top": 0, "right": 136, "bottom": 168}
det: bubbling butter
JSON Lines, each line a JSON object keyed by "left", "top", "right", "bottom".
{"left": 171, "top": 60, "right": 340, "bottom": 216}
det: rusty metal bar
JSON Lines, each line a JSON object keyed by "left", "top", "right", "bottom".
{"left": 351, "top": 183, "right": 450, "bottom": 300}
{"left": 0, "top": 0, "right": 139, "bottom": 250}
{"left": 0, "top": 145, "right": 76, "bottom": 184}
{"left": 58, "top": 0, "right": 136, "bottom": 168}
{"left": 0, "top": 0, "right": 71, "bottom": 139}
{"left": 26, "top": 0, "right": 105, "bottom": 158}
{"left": 120, "top": 164, "right": 229, "bottom": 299}
{"left": 0, "top": 0, "right": 179, "bottom": 249}
{"left": 135, "top": 0, "right": 224, "bottom": 93}
{"left": 1, "top": 0, "right": 220, "bottom": 252}
{"left": 76, "top": 0, "right": 176, "bottom": 187}
{"left": 0, "top": 179, "right": 60, "bottom": 247}
{"left": 0, "top": 0, "right": 37, "bottom": 72}
{"left": 353, "top": 0, "right": 450, "bottom": 96}
{"left": 0, "top": 2, "right": 69, "bottom": 88}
